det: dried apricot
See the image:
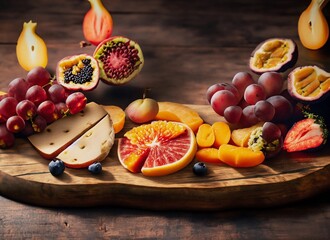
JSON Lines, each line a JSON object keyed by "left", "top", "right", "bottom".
{"left": 212, "top": 122, "right": 231, "bottom": 147}
{"left": 218, "top": 144, "right": 265, "bottom": 168}
{"left": 196, "top": 123, "right": 215, "bottom": 148}
{"left": 195, "top": 148, "right": 221, "bottom": 164}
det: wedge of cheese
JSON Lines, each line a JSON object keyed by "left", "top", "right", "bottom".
{"left": 57, "top": 114, "right": 115, "bottom": 168}
{"left": 28, "top": 102, "right": 108, "bottom": 159}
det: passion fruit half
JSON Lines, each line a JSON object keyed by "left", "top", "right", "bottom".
{"left": 287, "top": 65, "right": 330, "bottom": 103}
{"left": 249, "top": 38, "right": 298, "bottom": 74}
{"left": 56, "top": 54, "right": 99, "bottom": 91}
{"left": 93, "top": 36, "right": 144, "bottom": 85}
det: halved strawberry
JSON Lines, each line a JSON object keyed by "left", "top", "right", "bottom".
{"left": 283, "top": 114, "right": 328, "bottom": 152}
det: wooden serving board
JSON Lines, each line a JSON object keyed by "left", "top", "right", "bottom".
{"left": 0, "top": 105, "right": 329, "bottom": 211}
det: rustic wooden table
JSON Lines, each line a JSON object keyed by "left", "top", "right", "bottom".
{"left": 0, "top": 0, "right": 329, "bottom": 239}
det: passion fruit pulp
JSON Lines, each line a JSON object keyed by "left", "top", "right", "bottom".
{"left": 56, "top": 54, "right": 99, "bottom": 91}
{"left": 93, "top": 36, "right": 144, "bottom": 85}
{"left": 249, "top": 38, "right": 298, "bottom": 74}
{"left": 287, "top": 65, "right": 330, "bottom": 103}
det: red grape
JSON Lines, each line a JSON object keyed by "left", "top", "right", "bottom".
{"left": 26, "top": 66, "right": 51, "bottom": 87}
{"left": 0, "top": 97, "right": 18, "bottom": 122}
{"left": 16, "top": 100, "right": 37, "bottom": 120}
{"left": 19, "top": 121, "right": 34, "bottom": 137}
{"left": 244, "top": 84, "right": 266, "bottom": 105}
{"left": 267, "top": 95, "right": 293, "bottom": 122}
{"left": 55, "top": 102, "right": 69, "bottom": 118}
{"left": 25, "top": 85, "right": 48, "bottom": 106}
{"left": 31, "top": 115, "right": 47, "bottom": 133}
{"left": 206, "top": 83, "right": 240, "bottom": 103}
{"left": 257, "top": 72, "right": 284, "bottom": 97}
{"left": 211, "top": 90, "right": 238, "bottom": 116}
{"left": 37, "top": 100, "right": 58, "bottom": 124}
{"left": 6, "top": 115, "right": 26, "bottom": 133}
{"left": 262, "top": 122, "right": 282, "bottom": 143}
{"left": 7, "top": 77, "right": 29, "bottom": 101}
{"left": 239, "top": 105, "right": 259, "bottom": 127}
{"left": 0, "top": 124, "right": 15, "bottom": 149}
{"left": 254, "top": 100, "right": 275, "bottom": 122}
{"left": 224, "top": 105, "right": 242, "bottom": 124}
{"left": 232, "top": 72, "right": 255, "bottom": 99}
{"left": 66, "top": 92, "right": 87, "bottom": 114}
{"left": 48, "top": 84, "right": 66, "bottom": 103}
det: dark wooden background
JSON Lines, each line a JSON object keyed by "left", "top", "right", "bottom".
{"left": 0, "top": 0, "right": 330, "bottom": 239}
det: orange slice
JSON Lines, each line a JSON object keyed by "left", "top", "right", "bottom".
{"left": 155, "top": 102, "right": 204, "bottom": 133}
{"left": 102, "top": 105, "right": 126, "bottom": 133}
{"left": 118, "top": 121, "right": 197, "bottom": 176}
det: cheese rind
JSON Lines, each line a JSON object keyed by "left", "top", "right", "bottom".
{"left": 28, "top": 102, "right": 107, "bottom": 159}
{"left": 57, "top": 114, "right": 115, "bottom": 168}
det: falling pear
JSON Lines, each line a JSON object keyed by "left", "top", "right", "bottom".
{"left": 298, "top": 0, "right": 329, "bottom": 50}
{"left": 16, "top": 20, "right": 48, "bottom": 71}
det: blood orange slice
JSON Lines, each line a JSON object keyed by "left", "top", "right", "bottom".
{"left": 118, "top": 121, "right": 197, "bottom": 176}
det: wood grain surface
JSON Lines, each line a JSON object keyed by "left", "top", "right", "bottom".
{"left": 0, "top": 104, "right": 329, "bottom": 210}
{"left": 1, "top": 0, "right": 330, "bottom": 239}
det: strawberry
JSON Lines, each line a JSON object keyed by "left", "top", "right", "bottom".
{"left": 283, "top": 112, "right": 328, "bottom": 152}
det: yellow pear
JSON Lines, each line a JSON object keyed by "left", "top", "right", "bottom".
{"left": 16, "top": 21, "right": 48, "bottom": 71}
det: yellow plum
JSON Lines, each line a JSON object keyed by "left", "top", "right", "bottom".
{"left": 126, "top": 98, "right": 159, "bottom": 124}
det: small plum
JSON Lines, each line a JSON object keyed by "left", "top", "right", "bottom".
{"left": 126, "top": 98, "right": 159, "bottom": 124}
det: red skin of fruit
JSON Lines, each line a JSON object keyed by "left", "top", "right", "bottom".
{"left": 211, "top": 90, "right": 238, "bottom": 116}
{"left": 83, "top": 0, "right": 113, "bottom": 46}
{"left": 0, "top": 124, "right": 15, "bottom": 149}
{"left": 258, "top": 72, "right": 284, "bottom": 97}
{"left": 232, "top": 72, "right": 255, "bottom": 99}
{"left": 125, "top": 98, "right": 159, "bottom": 124}
{"left": 244, "top": 84, "right": 266, "bottom": 105}
{"left": 206, "top": 83, "right": 240, "bottom": 103}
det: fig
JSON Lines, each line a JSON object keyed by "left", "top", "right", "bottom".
{"left": 287, "top": 65, "right": 330, "bottom": 103}
{"left": 93, "top": 36, "right": 144, "bottom": 85}
{"left": 249, "top": 38, "right": 298, "bottom": 74}
{"left": 56, "top": 54, "right": 99, "bottom": 91}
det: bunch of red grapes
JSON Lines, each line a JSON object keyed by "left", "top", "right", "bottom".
{"left": 207, "top": 71, "right": 293, "bottom": 127}
{"left": 0, "top": 66, "right": 87, "bottom": 149}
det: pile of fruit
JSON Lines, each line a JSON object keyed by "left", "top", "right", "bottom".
{"left": 0, "top": 66, "right": 87, "bottom": 149}
{"left": 0, "top": 0, "right": 329, "bottom": 179}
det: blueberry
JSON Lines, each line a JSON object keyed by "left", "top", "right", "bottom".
{"left": 88, "top": 162, "right": 102, "bottom": 174}
{"left": 193, "top": 162, "right": 208, "bottom": 176}
{"left": 48, "top": 158, "right": 65, "bottom": 176}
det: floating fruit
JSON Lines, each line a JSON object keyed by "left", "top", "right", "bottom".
{"left": 83, "top": 0, "right": 113, "bottom": 46}
{"left": 118, "top": 121, "right": 197, "bottom": 176}
{"left": 218, "top": 144, "right": 265, "bottom": 168}
{"left": 249, "top": 38, "right": 298, "bottom": 74}
{"left": 283, "top": 112, "right": 328, "bottom": 152}
{"left": 56, "top": 54, "right": 99, "bottom": 91}
{"left": 102, "top": 105, "right": 126, "bottom": 133}
{"left": 155, "top": 102, "right": 203, "bottom": 133}
{"left": 16, "top": 21, "right": 48, "bottom": 71}
{"left": 125, "top": 98, "right": 159, "bottom": 124}
{"left": 298, "top": 0, "right": 329, "bottom": 50}
{"left": 287, "top": 65, "right": 330, "bottom": 103}
{"left": 93, "top": 36, "right": 144, "bottom": 85}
